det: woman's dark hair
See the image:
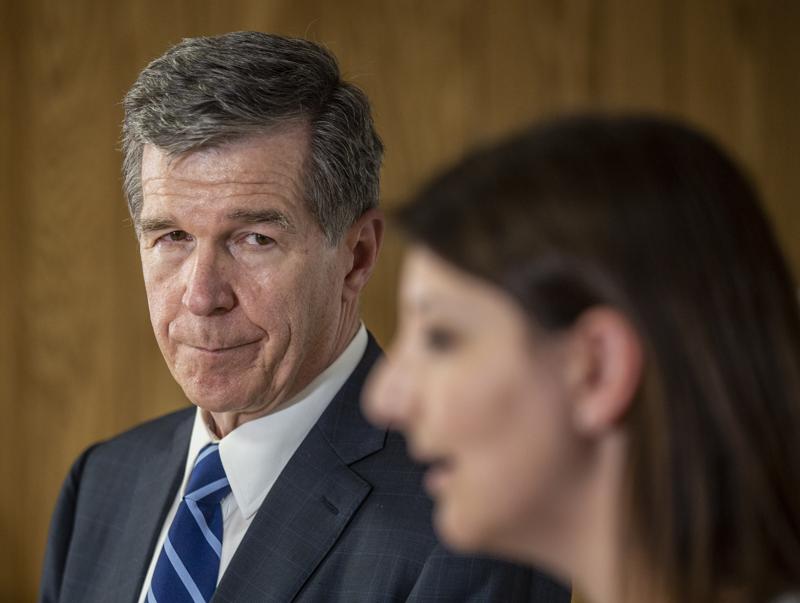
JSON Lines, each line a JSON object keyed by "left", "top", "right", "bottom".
{"left": 398, "top": 114, "right": 800, "bottom": 603}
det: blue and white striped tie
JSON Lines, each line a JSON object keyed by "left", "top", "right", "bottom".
{"left": 148, "top": 443, "right": 230, "bottom": 603}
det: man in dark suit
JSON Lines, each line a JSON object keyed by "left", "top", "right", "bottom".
{"left": 39, "top": 32, "right": 570, "bottom": 603}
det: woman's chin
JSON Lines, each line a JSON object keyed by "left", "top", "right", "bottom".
{"left": 433, "top": 502, "right": 491, "bottom": 554}
{"left": 433, "top": 501, "right": 547, "bottom": 569}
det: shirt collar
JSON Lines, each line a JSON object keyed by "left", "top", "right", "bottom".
{"left": 183, "top": 324, "right": 368, "bottom": 519}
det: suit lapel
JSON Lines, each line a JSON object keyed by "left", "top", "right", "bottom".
{"left": 112, "top": 411, "right": 193, "bottom": 602}
{"left": 213, "top": 335, "right": 386, "bottom": 602}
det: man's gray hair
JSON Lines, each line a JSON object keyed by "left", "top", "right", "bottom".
{"left": 122, "top": 31, "right": 383, "bottom": 242}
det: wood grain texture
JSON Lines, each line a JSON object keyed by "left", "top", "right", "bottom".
{"left": 1, "top": 1, "right": 798, "bottom": 600}
{"left": 1, "top": 0, "right": 23, "bottom": 596}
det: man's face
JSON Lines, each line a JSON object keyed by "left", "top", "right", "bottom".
{"left": 138, "top": 127, "right": 351, "bottom": 421}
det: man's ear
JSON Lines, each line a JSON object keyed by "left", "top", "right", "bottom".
{"left": 341, "top": 208, "right": 384, "bottom": 300}
{"left": 564, "top": 307, "right": 643, "bottom": 435}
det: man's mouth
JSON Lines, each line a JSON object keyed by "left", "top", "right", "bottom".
{"left": 184, "top": 340, "right": 260, "bottom": 354}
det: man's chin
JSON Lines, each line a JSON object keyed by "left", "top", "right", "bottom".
{"left": 190, "top": 398, "right": 241, "bottom": 414}
{"left": 174, "top": 368, "right": 250, "bottom": 405}
{"left": 180, "top": 379, "right": 252, "bottom": 414}
{"left": 182, "top": 385, "right": 280, "bottom": 425}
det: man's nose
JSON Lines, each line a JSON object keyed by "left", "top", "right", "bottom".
{"left": 182, "top": 245, "right": 236, "bottom": 316}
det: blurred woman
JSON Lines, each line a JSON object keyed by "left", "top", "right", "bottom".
{"left": 363, "top": 115, "right": 800, "bottom": 603}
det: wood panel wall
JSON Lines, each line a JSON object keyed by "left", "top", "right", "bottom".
{"left": 1, "top": 1, "right": 798, "bottom": 600}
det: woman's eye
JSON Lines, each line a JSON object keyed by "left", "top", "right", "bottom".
{"left": 245, "top": 233, "right": 275, "bottom": 246}
{"left": 424, "top": 327, "right": 459, "bottom": 352}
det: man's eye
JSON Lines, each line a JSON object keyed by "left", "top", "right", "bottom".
{"left": 245, "top": 233, "right": 275, "bottom": 246}
{"left": 157, "top": 230, "right": 192, "bottom": 244}
{"left": 424, "top": 327, "right": 459, "bottom": 352}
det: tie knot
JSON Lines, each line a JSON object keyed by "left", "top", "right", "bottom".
{"left": 184, "top": 444, "right": 231, "bottom": 507}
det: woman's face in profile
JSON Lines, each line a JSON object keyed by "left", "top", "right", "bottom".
{"left": 364, "top": 246, "right": 580, "bottom": 559}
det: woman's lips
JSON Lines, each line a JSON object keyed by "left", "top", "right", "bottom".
{"left": 424, "top": 458, "right": 455, "bottom": 497}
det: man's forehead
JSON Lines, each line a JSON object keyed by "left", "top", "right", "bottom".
{"left": 135, "top": 126, "right": 324, "bottom": 236}
{"left": 140, "top": 124, "right": 312, "bottom": 188}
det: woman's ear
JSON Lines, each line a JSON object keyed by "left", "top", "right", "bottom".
{"left": 563, "top": 307, "right": 643, "bottom": 435}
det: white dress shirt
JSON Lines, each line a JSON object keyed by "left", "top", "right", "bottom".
{"left": 137, "top": 325, "right": 367, "bottom": 602}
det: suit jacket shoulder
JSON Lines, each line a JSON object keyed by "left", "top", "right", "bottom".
{"left": 40, "top": 407, "right": 195, "bottom": 603}
{"left": 40, "top": 335, "right": 570, "bottom": 602}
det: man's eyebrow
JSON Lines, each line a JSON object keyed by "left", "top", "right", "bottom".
{"left": 137, "top": 217, "right": 176, "bottom": 235}
{"left": 227, "top": 208, "right": 295, "bottom": 232}
{"left": 136, "top": 209, "right": 295, "bottom": 234}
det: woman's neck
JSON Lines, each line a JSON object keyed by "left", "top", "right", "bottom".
{"left": 561, "top": 433, "right": 669, "bottom": 603}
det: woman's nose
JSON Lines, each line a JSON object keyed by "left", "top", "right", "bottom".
{"left": 362, "top": 351, "right": 419, "bottom": 430}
